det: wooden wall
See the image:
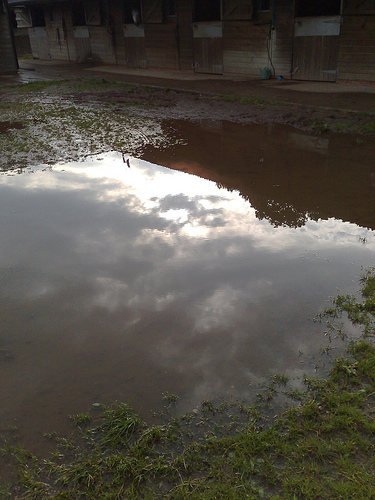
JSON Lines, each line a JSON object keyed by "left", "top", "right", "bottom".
{"left": 42, "top": 2, "right": 116, "bottom": 64}
{"left": 45, "top": 3, "right": 76, "bottom": 61}
{"left": 28, "top": 27, "right": 51, "bottom": 60}
{"left": 145, "top": 20, "right": 179, "bottom": 69}
{"left": 111, "top": 0, "right": 126, "bottom": 65}
{"left": 223, "top": 21, "right": 270, "bottom": 75}
{"left": 223, "top": 0, "right": 295, "bottom": 77}
{"left": 177, "top": 0, "right": 194, "bottom": 70}
{"left": 271, "top": 0, "right": 295, "bottom": 77}
{"left": 10, "top": 0, "right": 375, "bottom": 82}
{"left": 337, "top": 15, "right": 375, "bottom": 82}
{"left": 13, "top": 28, "right": 32, "bottom": 57}
{"left": 0, "top": 8, "right": 18, "bottom": 74}
{"left": 89, "top": 26, "right": 116, "bottom": 64}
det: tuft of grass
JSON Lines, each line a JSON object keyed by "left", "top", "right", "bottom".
{"left": 220, "top": 94, "right": 268, "bottom": 106}
{"left": 316, "top": 266, "right": 375, "bottom": 337}
{"left": 311, "top": 121, "right": 330, "bottom": 134}
{"left": 220, "top": 94, "right": 239, "bottom": 102}
{"left": 162, "top": 392, "right": 179, "bottom": 406}
{"left": 13, "top": 80, "right": 70, "bottom": 92}
{"left": 240, "top": 96, "right": 265, "bottom": 105}
{"left": 71, "top": 412, "right": 92, "bottom": 427}
{"left": 99, "top": 402, "right": 146, "bottom": 447}
{"left": 360, "top": 121, "right": 375, "bottom": 133}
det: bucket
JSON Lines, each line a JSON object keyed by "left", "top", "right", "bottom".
{"left": 261, "top": 67, "right": 271, "bottom": 80}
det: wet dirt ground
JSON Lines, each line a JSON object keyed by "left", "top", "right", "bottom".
{"left": 2, "top": 59, "right": 375, "bottom": 134}
{"left": 1, "top": 65, "right": 375, "bottom": 455}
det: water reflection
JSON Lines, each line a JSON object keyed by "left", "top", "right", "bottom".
{"left": 0, "top": 121, "right": 374, "bottom": 451}
{"left": 141, "top": 121, "right": 375, "bottom": 230}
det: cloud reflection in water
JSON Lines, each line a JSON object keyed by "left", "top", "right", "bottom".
{"left": 0, "top": 152, "right": 374, "bottom": 442}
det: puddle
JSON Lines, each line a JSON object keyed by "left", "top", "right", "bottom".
{"left": 0, "top": 121, "right": 25, "bottom": 134}
{"left": 0, "top": 120, "right": 375, "bottom": 452}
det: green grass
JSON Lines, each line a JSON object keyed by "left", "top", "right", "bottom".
{"left": 311, "top": 121, "right": 330, "bottom": 134}
{"left": 0, "top": 80, "right": 170, "bottom": 170}
{"left": 1, "top": 269, "right": 375, "bottom": 498}
{"left": 6, "top": 78, "right": 134, "bottom": 94}
{"left": 11, "top": 80, "right": 70, "bottom": 92}
{"left": 220, "top": 94, "right": 267, "bottom": 105}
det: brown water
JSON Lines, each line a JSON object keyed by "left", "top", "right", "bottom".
{"left": 1, "top": 120, "right": 375, "bottom": 452}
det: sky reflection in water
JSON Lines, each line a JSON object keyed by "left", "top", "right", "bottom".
{"left": 1, "top": 122, "right": 375, "bottom": 448}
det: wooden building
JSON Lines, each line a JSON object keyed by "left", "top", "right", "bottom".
{"left": 338, "top": 0, "right": 375, "bottom": 82}
{"left": 7, "top": 0, "right": 375, "bottom": 82}
{"left": 0, "top": 0, "right": 18, "bottom": 74}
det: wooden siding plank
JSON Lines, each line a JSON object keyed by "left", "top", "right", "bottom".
{"left": 89, "top": 26, "right": 116, "bottom": 64}
{"left": 0, "top": 11, "right": 18, "bottom": 73}
{"left": 177, "top": 0, "right": 194, "bottom": 70}
{"left": 143, "top": 0, "right": 163, "bottom": 23}
{"left": 45, "top": 4, "right": 76, "bottom": 61}
{"left": 194, "top": 37, "right": 223, "bottom": 73}
{"left": 222, "top": 0, "right": 253, "bottom": 20}
{"left": 337, "top": 15, "right": 375, "bottom": 81}
{"left": 124, "top": 37, "right": 147, "bottom": 67}
{"left": 223, "top": 0, "right": 294, "bottom": 77}
{"left": 28, "top": 27, "right": 51, "bottom": 60}
{"left": 145, "top": 22, "right": 179, "bottom": 68}
{"left": 293, "top": 35, "right": 339, "bottom": 81}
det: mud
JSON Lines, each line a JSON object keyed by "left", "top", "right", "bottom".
{"left": 68, "top": 84, "right": 375, "bottom": 136}
{"left": 0, "top": 121, "right": 25, "bottom": 134}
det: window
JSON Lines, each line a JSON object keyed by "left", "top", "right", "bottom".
{"left": 14, "top": 7, "right": 32, "bottom": 28}
{"left": 31, "top": 6, "right": 46, "bottom": 27}
{"left": 72, "top": 0, "right": 86, "bottom": 26}
{"left": 222, "top": 0, "right": 253, "bottom": 20}
{"left": 296, "top": 0, "right": 341, "bottom": 17}
{"left": 259, "top": 0, "right": 270, "bottom": 11}
{"left": 193, "top": 0, "right": 221, "bottom": 22}
{"left": 85, "top": 0, "right": 102, "bottom": 25}
{"left": 123, "top": 0, "right": 142, "bottom": 24}
{"left": 164, "top": 0, "right": 176, "bottom": 16}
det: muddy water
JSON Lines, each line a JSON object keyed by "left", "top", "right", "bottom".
{"left": 1, "top": 120, "right": 375, "bottom": 452}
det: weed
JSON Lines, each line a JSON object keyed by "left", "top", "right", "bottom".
{"left": 0, "top": 482, "right": 12, "bottom": 498}
{"left": 312, "top": 121, "right": 330, "bottom": 134}
{"left": 240, "top": 96, "right": 265, "bottom": 105}
{"left": 71, "top": 412, "right": 91, "bottom": 427}
{"left": 360, "top": 121, "right": 375, "bottom": 133}
{"left": 220, "top": 94, "right": 239, "bottom": 103}
{"left": 270, "top": 373, "right": 289, "bottom": 386}
{"left": 99, "top": 402, "right": 146, "bottom": 447}
{"left": 162, "top": 392, "right": 179, "bottom": 406}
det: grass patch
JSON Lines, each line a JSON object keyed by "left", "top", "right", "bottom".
{"left": 0, "top": 79, "right": 171, "bottom": 170}
{"left": 311, "top": 121, "right": 330, "bottom": 134}
{"left": 11, "top": 80, "right": 69, "bottom": 92}
{"left": 219, "top": 94, "right": 290, "bottom": 107}
{"left": 220, "top": 94, "right": 267, "bottom": 105}
{"left": 359, "top": 121, "right": 375, "bottom": 133}
{"left": 2, "top": 269, "right": 375, "bottom": 498}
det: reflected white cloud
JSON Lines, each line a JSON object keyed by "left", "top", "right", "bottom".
{"left": 0, "top": 151, "right": 375, "bottom": 435}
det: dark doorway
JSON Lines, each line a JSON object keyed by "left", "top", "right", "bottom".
{"left": 296, "top": 0, "right": 341, "bottom": 17}
{"left": 193, "top": 0, "right": 221, "bottom": 22}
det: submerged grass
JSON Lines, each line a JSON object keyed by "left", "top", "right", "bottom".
{"left": 1, "top": 269, "right": 375, "bottom": 498}
{"left": 1, "top": 78, "right": 375, "bottom": 172}
{"left": 0, "top": 78, "right": 172, "bottom": 170}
